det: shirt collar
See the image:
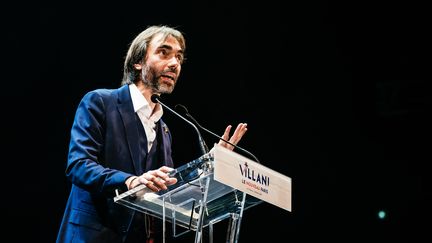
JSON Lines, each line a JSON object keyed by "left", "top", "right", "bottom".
{"left": 129, "top": 83, "right": 163, "bottom": 122}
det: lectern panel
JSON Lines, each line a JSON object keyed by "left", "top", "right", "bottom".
{"left": 114, "top": 156, "right": 262, "bottom": 230}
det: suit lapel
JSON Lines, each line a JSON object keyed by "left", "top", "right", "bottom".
{"left": 116, "top": 85, "right": 143, "bottom": 175}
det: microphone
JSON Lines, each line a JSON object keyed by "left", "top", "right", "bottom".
{"left": 151, "top": 94, "right": 209, "bottom": 155}
{"left": 175, "top": 104, "right": 260, "bottom": 163}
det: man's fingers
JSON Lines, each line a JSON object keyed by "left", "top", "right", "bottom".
{"left": 229, "top": 123, "right": 242, "bottom": 144}
{"left": 230, "top": 123, "right": 247, "bottom": 145}
{"left": 159, "top": 166, "right": 173, "bottom": 174}
{"left": 154, "top": 170, "right": 170, "bottom": 181}
{"left": 138, "top": 177, "right": 149, "bottom": 185}
{"left": 223, "top": 125, "right": 232, "bottom": 139}
{"left": 165, "top": 177, "right": 177, "bottom": 185}
{"left": 145, "top": 181, "right": 160, "bottom": 192}
{"left": 137, "top": 177, "right": 157, "bottom": 191}
{"left": 152, "top": 177, "right": 167, "bottom": 190}
{"left": 139, "top": 167, "right": 178, "bottom": 192}
{"left": 218, "top": 125, "right": 232, "bottom": 146}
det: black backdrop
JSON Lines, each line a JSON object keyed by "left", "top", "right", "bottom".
{"left": 3, "top": 1, "right": 430, "bottom": 242}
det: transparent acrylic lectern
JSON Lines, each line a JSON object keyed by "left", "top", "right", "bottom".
{"left": 114, "top": 153, "right": 263, "bottom": 243}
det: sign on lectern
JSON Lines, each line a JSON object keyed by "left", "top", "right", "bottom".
{"left": 213, "top": 144, "right": 292, "bottom": 212}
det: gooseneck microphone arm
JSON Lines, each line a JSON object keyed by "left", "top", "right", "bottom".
{"left": 151, "top": 94, "right": 209, "bottom": 155}
{"left": 175, "top": 104, "right": 261, "bottom": 164}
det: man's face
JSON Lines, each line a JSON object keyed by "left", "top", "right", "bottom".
{"left": 138, "top": 34, "right": 184, "bottom": 94}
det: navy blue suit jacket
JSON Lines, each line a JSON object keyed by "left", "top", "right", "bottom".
{"left": 57, "top": 85, "right": 173, "bottom": 243}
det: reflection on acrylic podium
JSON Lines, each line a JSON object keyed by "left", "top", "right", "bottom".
{"left": 114, "top": 144, "right": 291, "bottom": 243}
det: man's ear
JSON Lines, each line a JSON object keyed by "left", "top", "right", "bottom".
{"left": 133, "top": 64, "right": 142, "bottom": 70}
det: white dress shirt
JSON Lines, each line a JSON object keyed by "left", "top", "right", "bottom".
{"left": 129, "top": 84, "right": 163, "bottom": 151}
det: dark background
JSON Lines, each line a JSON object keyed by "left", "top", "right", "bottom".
{"left": 3, "top": 1, "right": 430, "bottom": 242}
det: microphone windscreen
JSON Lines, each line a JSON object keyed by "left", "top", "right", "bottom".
{"left": 151, "top": 94, "right": 160, "bottom": 103}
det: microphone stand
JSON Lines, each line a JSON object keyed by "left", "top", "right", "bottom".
{"left": 175, "top": 104, "right": 260, "bottom": 164}
{"left": 151, "top": 94, "right": 212, "bottom": 243}
{"left": 151, "top": 95, "right": 209, "bottom": 155}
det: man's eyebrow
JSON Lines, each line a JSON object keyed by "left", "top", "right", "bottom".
{"left": 158, "top": 44, "right": 184, "bottom": 54}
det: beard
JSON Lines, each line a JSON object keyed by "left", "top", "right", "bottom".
{"left": 141, "top": 65, "right": 176, "bottom": 94}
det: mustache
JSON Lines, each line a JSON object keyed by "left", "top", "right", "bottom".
{"left": 162, "top": 67, "right": 177, "bottom": 74}
{"left": 159, "top": 70, "right": 177, "bottom": 79}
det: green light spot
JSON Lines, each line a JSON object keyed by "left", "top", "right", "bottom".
{"left": 378, "top": 210, "right": 386, "bottom": 219}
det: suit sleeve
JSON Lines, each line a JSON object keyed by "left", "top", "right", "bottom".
{"left": 65, "top": 90, "right": 130, "bottom": 196}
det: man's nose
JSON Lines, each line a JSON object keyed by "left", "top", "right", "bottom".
{"left": 167, "top": 56, "right": 180, "bottom": 69}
